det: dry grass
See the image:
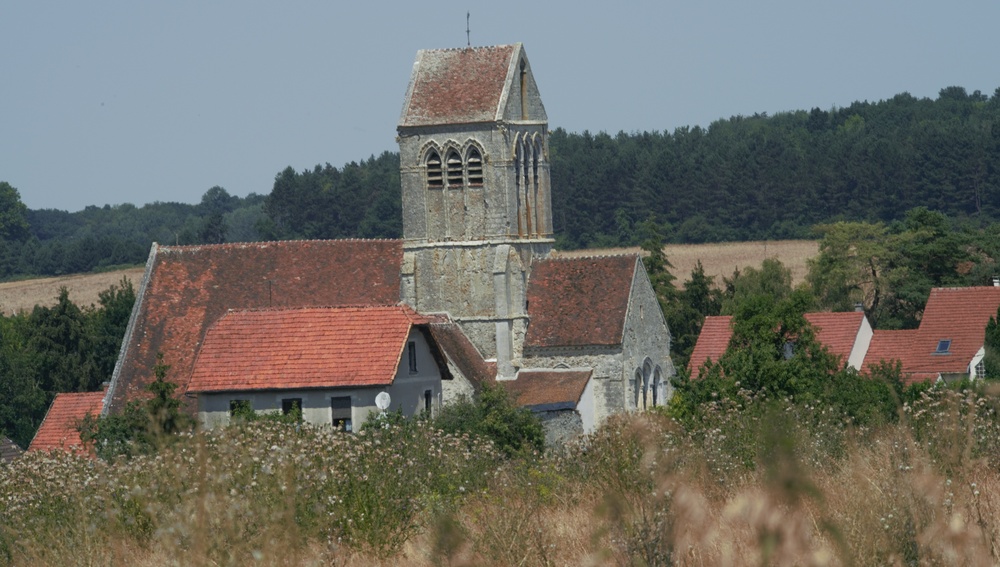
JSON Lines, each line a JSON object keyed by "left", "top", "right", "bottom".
{"left": 553, "top": 240, "right": 819, "bottom": 286}
{"left": 0, "top": 267, "right": 145, "bottom": 315}
{"left": 6, "top": 389, "right": 1000, "bottom": 566}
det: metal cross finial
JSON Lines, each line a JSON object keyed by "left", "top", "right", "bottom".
{"left": 466, "top": 12, "right": 470, "bottom": 47}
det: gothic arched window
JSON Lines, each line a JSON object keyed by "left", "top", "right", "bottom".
{"left": 446, "top": 150, "right": 463, "bottom": 186}
{"left": 652, "top": 367, "right": 662, "bottom": 407}
{"left": 467, "top": 147, "right": 483, "bottom": 186}
{"left": 425, "top": 150, "right": 443, "bottom": 188}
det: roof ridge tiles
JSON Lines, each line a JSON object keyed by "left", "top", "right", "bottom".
{"left": 544, "top": 252, "right": 639, "bottom": 261}
{"left": 423, "top": 44, "right": 514, "bottom": 53}
{"left": 158, "top": 238, "right": 403, "bottom": 252}
{"left": 223, "top": 303, "right": 409, "bottom": 314}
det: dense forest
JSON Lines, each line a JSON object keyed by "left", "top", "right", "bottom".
{"left": 0, "top": 86, "right": 998, "bottom": 280}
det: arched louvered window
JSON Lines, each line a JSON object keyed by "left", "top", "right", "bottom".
{"left": 446, "top": 150, "right": 463, "bottom": 186}
{"left": 467, "top": 147, "right": 483, "bottom": 186}
{"left": 426, "top": 151, "right": 443, "bottom": 188}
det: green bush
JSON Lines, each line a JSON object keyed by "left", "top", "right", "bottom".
{"left": 434, "top": 383, "right": 544, "bottom": 458}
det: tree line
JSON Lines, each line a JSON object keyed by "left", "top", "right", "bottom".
{"left": 0, "top": 279, "right": 134, "bottom": 449}
{"left": 1, "top": 86, "right": 998, "bottom": 281}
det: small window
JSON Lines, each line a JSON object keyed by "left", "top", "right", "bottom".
{"left": 229, "top": 399, "right": 252, "bottom": 418}
{"left": 976, "top": 359, "right": 987, "bottom": 380}
{"left": 783, "top": 342, "right": 795, "bottom": 360}
{"left": 467, "top": 147, "right": 483, "bottom": 185}
{"left": 331, "top": 397, "right": 352, "bottom": 432}
{"left": 281, "top": 398, "right": 302, "bottom": 418}
{"left": 426, "top": 151, "right": 443, "bottom": 188}
{"left": 408, "top": 341, "right": 417, "bottom": 373}
{"left": 424, "top": 389, "right": 433, "bottom": 413}
{"left": 934, "top": 340, "right": 952, "bottom": 354}
{"left": 446, "top": 150, "right": 463, "bottom": 186}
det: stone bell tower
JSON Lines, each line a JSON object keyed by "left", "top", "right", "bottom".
{"left": 397, "top": 43, "right": 553, "bottom": 378}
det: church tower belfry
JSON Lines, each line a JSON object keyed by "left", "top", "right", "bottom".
{"left": 397, "top": 43, "right": 553, "bottom": 377}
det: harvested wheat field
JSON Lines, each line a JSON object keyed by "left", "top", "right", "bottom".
{"left": 553, "top": 240, "right": 819, "bottom": 286}
{"left": 0, "top": 267, "right": 145, "bottom": 315}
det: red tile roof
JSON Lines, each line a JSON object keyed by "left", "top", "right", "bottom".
{"left": 688, "top": 312, "right": 869, "bottom": 378}
{"left": 803, "top": 311, "right": 867, "bottom": 364}
{"left": 503, "top": 369, "right": 593, "bottom": 409}
{"left": 905, "top": 287, "right": 1000, "bottom": 375}
{"left": 29, "top": 391, "right": 104, "bottom": 453}
{"left": 188, "top": 305, "right": 429, "bottom": 393}
{"left": 688, "top": 315, "right": 733, "bottom": 379}
{"left": 863, "top": 329, "right": 918, "bottom": 372}
{"left": 865, "top": 287, "right": 1000, "bottom": 383}
{"left": 108, "top": 240, "right": 402, "bottom": 413}
{"left": 400, "top": 45, "right": 517, "bottom": 127}
{"left": 525, "top": 255, "right": 638, "bottom": 349}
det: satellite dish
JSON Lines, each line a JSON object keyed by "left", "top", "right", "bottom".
{"left": 375, "top": 391, "right": 391, "bottom": 411}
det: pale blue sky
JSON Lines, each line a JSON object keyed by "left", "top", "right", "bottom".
{"left": 2, "top": 1, "right": 997, "bottom": 212}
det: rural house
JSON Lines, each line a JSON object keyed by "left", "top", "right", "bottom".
{"left": 863, "top": 285, "right": 1000, "bottom": 384}
{"left": 187, "top": 305, "right": 449, "bottom": 430}
{"left": 688, "top": 311, "right": 874, "bottom": 379}
{"left": 688, "top": 284, "right": 1000, "bottom": 387}
{"left": 38, "top": 42, "right": 677, "bottom": 445}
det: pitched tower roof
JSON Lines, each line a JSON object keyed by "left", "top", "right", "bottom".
{"left": 398, "top": 43, "right": 547, "bottom": 128}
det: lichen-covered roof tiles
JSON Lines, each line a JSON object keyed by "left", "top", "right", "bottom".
{"left": 525, "top": 255, "right": 638, "bottom": 349}
{"left": 427, "top": 322, "right": 496, "bottom": 388}
{"left": 108, "top": 240, "right": 403, "bottom": 413}
{"left": 188, "top": 305, "right": 428, "bottom": 393}
{"left": 399, "top": 45, "right": 517, "bottom": 127}
{"left": 29, "top": 391, "right": 105, "bottom": 453}
{"left": 1, "top": 436, "right": 23, "bottom": 464}
{"left": 504, "top": 369, "right": 593, "bottom": 410}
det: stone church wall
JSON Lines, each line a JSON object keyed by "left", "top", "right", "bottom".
{"left": 620, "top": 264, "right": 675, "bottom": 410}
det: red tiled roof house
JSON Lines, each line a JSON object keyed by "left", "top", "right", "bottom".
{"left": 688, "top": 311, "right": 874, "bottom": 379}
{"left": 187, "top": 305, "right": 450, "bottom": 430}
{"left": 863, "top": 286, "right": 1000, "bottom": 384}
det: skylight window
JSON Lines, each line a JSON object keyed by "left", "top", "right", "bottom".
{"left": 934, "top": 339, "right": 951, "bottom": 354}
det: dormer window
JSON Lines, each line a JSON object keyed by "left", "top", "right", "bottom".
{"left": 426, "top": 151, "right": 443, "bottom": 188}
{"left": 934, "top": 339, "right": 952, "bottom": 355}
{"left": 446, "top": 150, "right": 463, "bottom": 186}
{"left": 467, "top": 147, "right": 484, "bottom": 186}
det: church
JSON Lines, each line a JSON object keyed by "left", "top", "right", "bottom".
{"left": 85, "top": 43, "right": 673, "bottom": 446}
